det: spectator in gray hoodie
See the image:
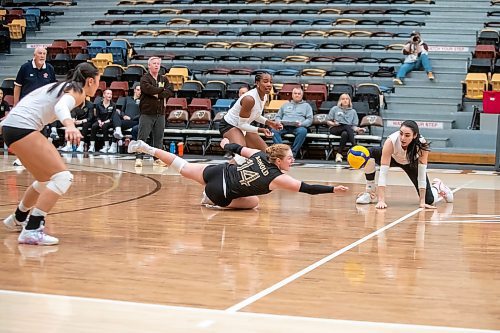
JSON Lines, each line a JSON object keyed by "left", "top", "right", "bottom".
{"left": 327, "top": 93, "right": 366, "bottom": 163}
{"left": 271, "top": 88, "right": 313, "bottom": 159}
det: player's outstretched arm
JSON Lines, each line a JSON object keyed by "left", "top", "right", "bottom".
{"left": 220, "top": 138, "right": 260, "bottom": 158}
{"left": 269, "top": 174, "right": 348, "bottom": 194}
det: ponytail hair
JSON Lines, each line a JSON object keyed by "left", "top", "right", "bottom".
{"left": 401, "top": 120, "right": 430, "bottom": 166}
{"left": 48, "top": 62, "right": 99, "bottom": 97}
{"left": 266, "top": 144, "right": 291, "bottom": 164}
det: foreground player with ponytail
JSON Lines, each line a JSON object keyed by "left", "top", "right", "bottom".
{"left": 356, "top": 120, "right": 453, "bottom": 209}
{"left": 1, "top": 63, "right": 100, "bottom": 245}
{"left": 128, "top": 138, "right": 348, "bottom": 209}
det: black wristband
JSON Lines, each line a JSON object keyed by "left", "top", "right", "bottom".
{"left": 224, "top": 143, "right": 243, "bottom": 155}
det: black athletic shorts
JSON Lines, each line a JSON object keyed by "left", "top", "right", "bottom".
{"left": 202, "top": 164, "right": 232, "bottom": 207}
{"left": 218, "top": 117, "right": 236, "bottom": 136}
{"left": 1, "top": 126, "right": 36, "bottom": 147}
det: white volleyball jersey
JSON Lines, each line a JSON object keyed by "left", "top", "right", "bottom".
{"left": 388, "top": 131, "right": 410, "bottom": 165}
{"left": 1, "top": 83, "right": 70, "bottom": 131}
{"left": 224, "top": 88, "right": 267, "bottom": 127}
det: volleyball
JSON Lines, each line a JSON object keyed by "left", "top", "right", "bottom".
{"left": 347, "top": 145, "right": 370, "bottom": 169}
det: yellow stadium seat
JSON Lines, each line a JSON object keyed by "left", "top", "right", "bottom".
{"left": 7, "top": 19, "right": 26, "bottom": 41}
{"left": 265, "top": 100, "right": 288, "bottom": 113}
{"left": 491, "top": 73, "right": 500, "bottom": 91}
{"left": 165, "top": 67, "right": 189, "bottom": 91}
{"left": 464, "top": 73, "right": 489, "bottom": 99}
{"left": 90, "top": 53, "right": 114, "bottom": 74}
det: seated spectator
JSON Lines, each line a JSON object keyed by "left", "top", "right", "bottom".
{"left": 59, "top": 98, "right": 94, "bottom": 152}
{"left": 393, "top": 31, "right": 434, "bottom": 85}
{"left": 88, "top": 89, "right": 118, "bottom": 153}
{"left": 0, "top": 88, "right": 10, "bottom": 121}
{"left": 326, "top": 94, "right": 366, "bottom": 163}
{"left": 271, "top": 88, "right": 313, "bottom": 159}
{"left": 113, "top": 83, "right": 141, "bottom": 140}
{"left": 229, "top": 86, "right": 250, "bottom": 108}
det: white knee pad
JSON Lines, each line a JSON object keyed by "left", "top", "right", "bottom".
{"left": 32, "top": 181, "right": 47, "bottom": 193}
{"left": 46, "top": 170, "right": 73, "bottom": 196}
{"left": 171, "top": 156, "right": 188, "bottom": 173}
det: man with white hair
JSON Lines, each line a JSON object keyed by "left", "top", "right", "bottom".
{"left": 12, "top": 46, "right": 56, "bottom": 166}
{"left": 271, "top": 88, "right": 313, "bottom": 159}
{"left": 13, "top": 46, "right": 56, "bottom": 106}
{"left": 135, "top": 57, "right": 174, "bottom": 167}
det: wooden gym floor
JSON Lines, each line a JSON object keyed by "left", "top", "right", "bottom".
{"left": 0, "top": 153, "right": 499, "bottom": 333}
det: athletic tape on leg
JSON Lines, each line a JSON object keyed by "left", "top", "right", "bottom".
{"left": 46, "top": 171, "right": 73, "bottom": 195}
{"left": 171, "top": 156, "right": 187, "bottom": 173}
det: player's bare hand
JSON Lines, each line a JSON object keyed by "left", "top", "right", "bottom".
{"left": 268, "top": 120, "right": 283, "bottom": 130}
{"left": 262, "top": 128, "right": 273, "bottom": 137}
{"left": 220, "top": 138, "right": 230, "bottom": 148}
{"left": 376, "top": 201, "right": 388, "bottom": 209}
{"left": 334, "top": 185, "right": 348, "bottom": 192}
{"left": 65, "top": 127, "right": 83, "bottom": 145}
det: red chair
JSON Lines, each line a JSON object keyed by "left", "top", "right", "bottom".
{"left": 474, "top": 44, "right": 497, "bottom": 59}
{"left": 46, "top": 39, "right": 69, "bottom": 60}
{"left": 187, "top": 98, "right": 211, "bottom": 115}
{"left": 278, "top": 83, "right": 302, "bottom": 100}
{"left": 305, "top": 83, "right": 328, "bottom": 109}
{"left": 67, "top": 39, "right": 89, "bottom": 59}
{"left": 165, "top": 97, "right": 188, "bottom": 113}
{"left": 94, "top": 80, "right": 107, "bottom": 99}
{"left": 109, "top": 81, "right": 129, "bottom": 101}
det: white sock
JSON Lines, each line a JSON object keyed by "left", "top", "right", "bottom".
{"left": 18, "top": 201, "right": 31, "bottom": 212}
{"left": 31, "top": 207, "right": 47, "bottom": 218}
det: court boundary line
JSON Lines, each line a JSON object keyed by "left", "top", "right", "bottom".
{"left": 225, "top": 186, "right": 465, "bottom": 313}
{"left": 0, "top": 289, "right": 496, "bottom": 333}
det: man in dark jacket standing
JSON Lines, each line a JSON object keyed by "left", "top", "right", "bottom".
{"left": 135, "top": 56, "right": 174, "bottom": 167}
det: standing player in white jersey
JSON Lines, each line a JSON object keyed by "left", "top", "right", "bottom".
{"left": 218, "top": 72, "right": 282, "bottom": 162}
{"left": 356, "top": 120, "right": 453, "bottom": 209}
{"left": 1, "top": 63, "right": 100, "bottom": 245}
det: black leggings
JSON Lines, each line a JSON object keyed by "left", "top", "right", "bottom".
{"left": 367, "top": 146, "right": 434, "bottom": 205}
{"left": 202, "top": 164, "right": 232, "bottom": 207}
{"left": 2, "top": 126, "right": 36, "bottom": 147}
{"left": 330, "top": 124, "right": 356, "bottom": 152}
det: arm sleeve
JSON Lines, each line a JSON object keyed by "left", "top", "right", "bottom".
{"left": 417, "top": 164, "right": 427, "bottom": 189}
{"left": 54, "top": 94, "right": 76, "bottom": 123}
{"left": 377, "top": 165, "right": 390, "bottom": 186}
{"left": 223, "top": 143, "right": 243, "bottom": 155}
{"left": 255, "top": 115, "right": 267, "bottom": 125}
{"left": 238, "top": 117, "right": 259, "bottom": 133}
{"left": 299, "top": 182, "right": 334, "bottom": 195}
